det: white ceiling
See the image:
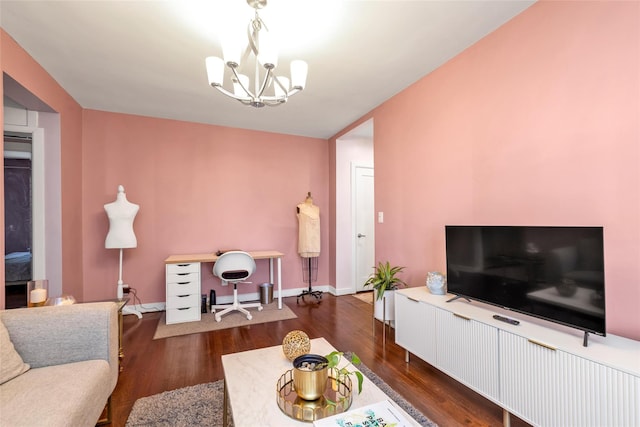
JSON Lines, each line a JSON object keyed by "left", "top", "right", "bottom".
{"left": 1, "top": 0, "right": 534, "bottom": 139}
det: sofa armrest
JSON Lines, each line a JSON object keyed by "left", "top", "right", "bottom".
{"left": 0, "top": 302, "right": 118, "bottom": 381}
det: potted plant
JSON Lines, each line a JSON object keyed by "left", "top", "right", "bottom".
{"left": 363, "top": 261, "right": 407, "bottom": 323}
{"left": 292, "top": 352, "right": 363, "bottom": 402}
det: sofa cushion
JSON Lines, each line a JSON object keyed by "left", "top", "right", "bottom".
{"left": 0, "top": 359, "right": 112, "bottom": 427}
{"left": 0, "top": 318, "right": 29, "bottom": 385}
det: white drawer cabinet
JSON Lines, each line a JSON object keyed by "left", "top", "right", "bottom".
{"left": 165, "top": 262, "right": 201, "bottom": 324}
{"left": 395, "top": 287, "right": 640, "bottom": 427}
{"left": 395, "top": 292, "right": 437, "bottom": 365}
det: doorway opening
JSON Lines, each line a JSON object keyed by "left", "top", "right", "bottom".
{"left": 4, "top": 133, "right": 33, "bottom": 308}
{"left": 335, "top": 119, "right": 374, "bottom": 295}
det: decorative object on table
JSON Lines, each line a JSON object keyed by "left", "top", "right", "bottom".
{"left": 325, "top": 351, "right": 364, "bottom": 397}
{"left": 363, "top": 261, "right": 407, "bottom": 322}
{"left": 27, "top": 279, "right": 48, "bottom": 307}
{"left": 282, "top": 330, "right": 311, "bottom": 361}
{"left": 312, "top": 400, "right": 413, "bottom": 427}
{"left": 426, "top": 271, "right": 447, "bottom": 295}
{"left": 104, "top": 184, "right": 142, "bottom": 318}
{"left": 292, "top": 354, "right": 330, "bottom": 400}
{"left": 276, "top": 367, "right": 353, "bottom": 422}
{"left": 205, "top": 0, "right": 308, "bottom": 108}
{"left": 45, "top": 295, "right": 76, "bottom": 306}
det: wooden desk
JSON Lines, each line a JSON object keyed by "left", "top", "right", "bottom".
{"left": 164, "top": 250, "right": 284, "bottom": 311}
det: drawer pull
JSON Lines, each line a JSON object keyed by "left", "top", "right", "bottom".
{"left": 528, "top": 339, "right": 557, "bottom": 351}
{"left": 177, "top": 282, "right": 191, "bottom": 285}
{"left": 177, "top": 307, "right": 191, "bottom": 311}
{"left": 408, "top": 297, "right": 419, "bottom": 303}
{"left": 453, "top": 313, "right": 471, "bottom": 321}
{"left": 177, "top": 264, "right": 190, "bottom": 267}
{"left": 177, "top": 273, "right": 190, "bottom": 276}
{"left": 177, "top": 294, "right": 190, "bottom": 298}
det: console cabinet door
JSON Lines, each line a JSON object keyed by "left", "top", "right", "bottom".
{"left": 395, "top": 292, "right": 436, "bottom": 364}
{"left": 435, "top": 309, "right": 499, "bottom": 402}
{"left": 500, "top": 331, "right": 640, "bottom": 427}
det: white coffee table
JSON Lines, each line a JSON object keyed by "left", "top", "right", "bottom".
{"left": 221, "top": 337, "right": 421, "bottom": 426}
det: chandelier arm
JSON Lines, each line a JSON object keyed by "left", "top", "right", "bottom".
{"left": 272, "top": 75, "right": 289, "bottom": 94}
{"left": 255, "top": 68, "right": 273, "bottom": 99}
{"left": 229, "top": 67, "right": 255, "bottom": 98}
{"left": 260, "top": 97, "right": 287, "bottom": 106}
{"left": 248, "top": 15, "right": 261, "bottom": 57}
{"left": 213, "top": 85, "right": 252, "bottom": 103}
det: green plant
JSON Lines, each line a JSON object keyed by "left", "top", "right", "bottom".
{"left": 363, "top": 261, "right": 407, "bottom": 301}
{"left": 325, "top": 351, "right": 364, "bottom": 396}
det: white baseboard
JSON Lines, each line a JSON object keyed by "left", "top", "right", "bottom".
{"left": 123, "top": 284, "right": 343, "bottom": 316}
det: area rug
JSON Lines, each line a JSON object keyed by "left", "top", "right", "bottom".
{"left": 352, "top": 291, "right": 374, "bottom": 304}
{"left": 126, "top": 356, "right": 437, "bottom": 427}
{"left": 153, "top": 303, "right": 297, "bottom": 340}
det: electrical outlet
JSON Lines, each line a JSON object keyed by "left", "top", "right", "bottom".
{"left": 123, "top": 285, "right": 130, "bottom": 294}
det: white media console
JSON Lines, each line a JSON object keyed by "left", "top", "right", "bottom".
{"left": 395, "top": 287, "right": 640, "bottom": 427}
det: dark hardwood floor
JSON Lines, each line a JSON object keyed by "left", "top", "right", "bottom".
{"left": 112, "top": 293, "right": 530, "bottom": 426}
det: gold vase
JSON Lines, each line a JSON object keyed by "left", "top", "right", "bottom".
{"left": 292, "top": 354, "right": 328, "bottom": 400}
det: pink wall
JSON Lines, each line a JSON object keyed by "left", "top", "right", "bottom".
{"left": 1, "top": 30, "right": 85, "bottom": 305}
{"left": 81, "top": 110, "right": 329, "bottom": 303}
{"left": 337, "top": 2, "right": 638, "bottom": 339}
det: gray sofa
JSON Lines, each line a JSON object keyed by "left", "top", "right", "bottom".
{"left": 0, "top": 302, "right": 119, "bottom": 427}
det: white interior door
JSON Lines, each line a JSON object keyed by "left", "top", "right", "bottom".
{"left": 353, "top": 166, "right": 374, "bottom": 292}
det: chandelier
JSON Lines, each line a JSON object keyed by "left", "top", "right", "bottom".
{"left": 205, "top": 0, "right": 308, "bottom": 108}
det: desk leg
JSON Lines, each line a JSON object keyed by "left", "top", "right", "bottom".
{"left": 269, "top": 258, "right": 274, "bottom": 285}
{"left": 277, "top": 257, "right": 282, "bottom": 309}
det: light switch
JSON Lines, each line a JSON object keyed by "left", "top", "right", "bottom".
{"left": 378, "top": 212, "right": 384, "bottom": 223}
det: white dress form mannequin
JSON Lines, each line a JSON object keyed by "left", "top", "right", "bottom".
{"left": 105, "top": 185, "right": 142, "bottom": 318}
{"left": 105, "top": 185, "right": 139, "bottom": 249}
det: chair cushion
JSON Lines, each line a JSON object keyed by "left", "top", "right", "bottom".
{"left": 0, "top": 318, "right": 30, "bottom": 385}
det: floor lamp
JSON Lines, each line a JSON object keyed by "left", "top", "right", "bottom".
{"left": 105, "top": 185, "right": 142, "bottom": 319}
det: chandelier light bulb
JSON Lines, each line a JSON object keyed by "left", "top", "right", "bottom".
{"left": 222, "top": 32, "right": 243, "bottom": 68}
{"left": 205, "top": 56, "right": 225, "bottom": 86}
{"left": 290, "top": 60, "right": 308, "bottom": 90}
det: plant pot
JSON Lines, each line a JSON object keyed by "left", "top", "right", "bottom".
{"left": 292, "top": 354, "right": 328, "bottom": 400}
{"left": 373, "top": 290, "right": 395, "bottom": 322}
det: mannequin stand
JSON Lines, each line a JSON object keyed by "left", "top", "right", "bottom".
{"left": 116, "top": 248, "right": 142, "bottom": 319}
{"left": 297, "top": 257, "right": 321, "bottom": 303}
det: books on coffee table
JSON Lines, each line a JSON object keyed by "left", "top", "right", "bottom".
{"left": 313, "top": 400, "right": 413, "bottom": 427}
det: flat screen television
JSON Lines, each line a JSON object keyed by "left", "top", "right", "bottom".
{"left": 445, "top": 226, "right": 606, "bottom": 340}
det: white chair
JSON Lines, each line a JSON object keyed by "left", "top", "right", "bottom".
{"left": 211, "top": 251, "right": 263, "bottom": 322}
